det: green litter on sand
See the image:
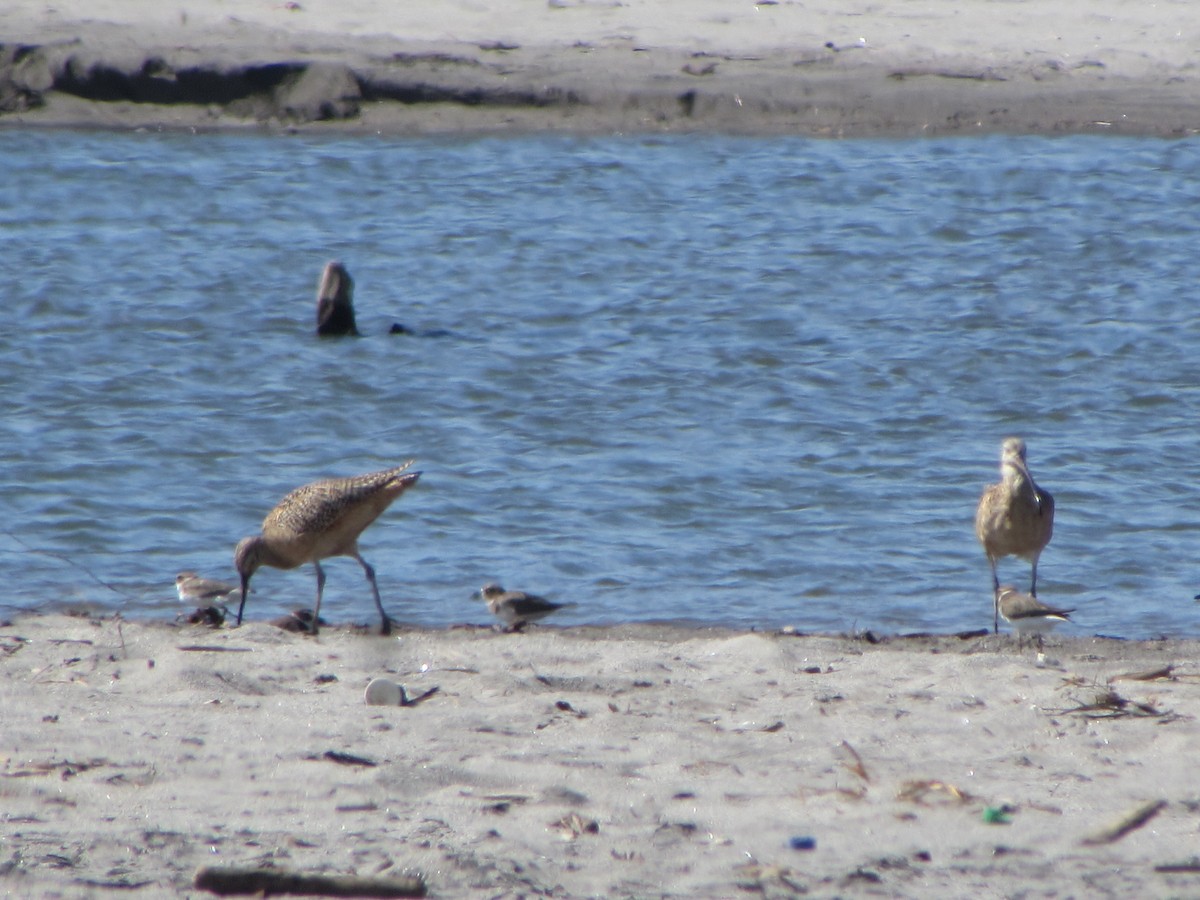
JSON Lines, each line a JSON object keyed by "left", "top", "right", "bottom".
{"left": 982, "top": 806, "right": 1013, "bottom": 825}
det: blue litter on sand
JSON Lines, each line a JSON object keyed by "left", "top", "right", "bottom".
{"left": 789, "top": 836, "right": 817, "bottom": 851}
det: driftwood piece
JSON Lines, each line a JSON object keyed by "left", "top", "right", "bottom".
{"left": 193, "top": 865, "right": 426, "bottom": 897}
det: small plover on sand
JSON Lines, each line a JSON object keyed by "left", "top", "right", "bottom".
{"left": 175, "top": 571, "right": 239, "bottom": 605}
{"left": 996, "top": 584, "right": 1073, "bottom": 649}
{"left": 478, "top": 583, "right": 573, "bottom": 631}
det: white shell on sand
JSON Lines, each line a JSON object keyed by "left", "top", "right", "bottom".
{"left": 364, "top": 678, "right": 406, "bottom": 706}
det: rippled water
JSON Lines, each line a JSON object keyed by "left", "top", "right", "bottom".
{"left": 2, "top": 129, "right": 1199, "bottom": 637}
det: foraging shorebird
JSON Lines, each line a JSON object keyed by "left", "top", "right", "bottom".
{"left": 234, "top": 462, "right": 421, "bottom": 635}
{"left": 478, "top": 583, "right": 573, "bottom": 631}
{"left": 175, "top": 571, "right": 239, "bottom": 606}
{"left": 315, "top": 260, "right": 359, "bottom": 336}
{"left": 996, "top": 585, "right": 1073, "bottom": 649}
{"left": 975, "top": 437, "right": 1055, "bottom": 633}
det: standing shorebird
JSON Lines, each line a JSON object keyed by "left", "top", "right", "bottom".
{"left": 233, "top": 462, "right": 421, "bottom": 635}
{"left": 975, "top": 437, "right": 1055, "bottom": 633}
{"left": 477, "top": 583, "right": 573, "bottom": 632}
{"left": 996, "top": 585, "right": 1073, "bottom": 649}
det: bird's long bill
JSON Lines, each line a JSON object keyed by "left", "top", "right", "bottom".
{"left": 237, "top": 576, "right": 251, "bottom": 625}
{"left": 1009, "top": 456, "right": 1047, "bottom": 513}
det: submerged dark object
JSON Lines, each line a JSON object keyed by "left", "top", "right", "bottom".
{"left": 315, "top": 260, "right": 359, "bottom": 336}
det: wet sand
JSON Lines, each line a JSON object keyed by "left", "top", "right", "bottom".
{"left": 3, "top": 1, "right": 1200, "bottom": 136}
{"left": 2, "top": 613, "right": 1198, "bottom": 897}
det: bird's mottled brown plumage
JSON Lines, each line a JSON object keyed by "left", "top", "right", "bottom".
{"left": 976, "top": 437, "right": 1055, "bottom": 633}
{"left": 234, "top": 462, "right": 420, "bottom": 634}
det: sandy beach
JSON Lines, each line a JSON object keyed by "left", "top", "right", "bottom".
{"left": 2, "top": 613, "right": 1198, "bottom": 897}
{"left": 4, "top": 3, "right": 1200, "bottom": 897}
{"left": 3, "top": 1, "right": 1200, "bottom": 136}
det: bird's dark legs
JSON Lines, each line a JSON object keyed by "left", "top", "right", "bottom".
{"left": 990, "top": 560, "right": 1000, "bottom": 634}
{"left": 311, "top": 561, "right": 325, "bottom": 635}
{"left": 353, "top": 552, "right": 392, "bottom": 636}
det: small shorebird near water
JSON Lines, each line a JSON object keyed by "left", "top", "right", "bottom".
{"left": 234, "top": 462, "right": 421, "bottom": 635}
{"left": 175, "top": 571, "right": 238, "bottom": 605}
{"left": 975, "top": 437, "right": 1055, "bottom": 633}
{"left": 478, "top": 583, "right": 573, "bottom": 631}
{"left": 996, "top": 585, "right": 1073, "bottom": 649}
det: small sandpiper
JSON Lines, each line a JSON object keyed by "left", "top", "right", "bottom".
{"left": 478, "top": 583, "right": 573, "bottom": 632}
{"left": 175, "top": 571, "right": 239, "bottom": 605}
{"left": 996, "top": 584, "right": 1073, "bottom": 649}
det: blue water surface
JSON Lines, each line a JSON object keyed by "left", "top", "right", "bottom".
{"left": 2, "top": 130, "right": 1198, "bottom": 637}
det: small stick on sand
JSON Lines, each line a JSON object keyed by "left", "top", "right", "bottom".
{"left": 1081, "top": 799, "right": 1168, "bottom": 845}
{"left": 193, "top": 865, "right": 426, "bottom": 897}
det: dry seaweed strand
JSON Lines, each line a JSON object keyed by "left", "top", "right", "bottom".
{"left": 1048, "top": 687, "right": 1176, "bottom": 721}
{"left": 837, "top": 740, "right": 871, "bottom": 783}
{"left": 896, "top": 779, "right": 975, "bottom": 805}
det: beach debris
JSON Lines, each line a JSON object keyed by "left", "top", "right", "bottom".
{"left": 365, "top": 678, "right": 406, "bottom": 706}
{"left": 836, "top": 740, "right": 871, "bottom": 783}
{"left": 1109, "top": 665, "right": 1175, "bottom": 683}
{"left": 365, "top": 680, "right": 440, "bottom": 707}
{"left": 182, "top": 605, "right": 227, "bottom": 627}
{"left": 982, "top": 805, "right": 1015, "bottom": 825}
{"left": 1, "top": 757, "right": 108, "bottom": 779}
{"left": 1081, "top": 799, "right": 1168, "bottom": 846}
{"left": 1155, "top": 858, "right": 1200, "bottom": 874}
{"left": 1049, "top": 687, "right": 1176, "bottom": 721}
{"left": 734, "top": 862, "right": 807, "bottom": 894}
{"left": 888, "top": 67, "right": 1007, "bottom": 82}
{"left": 550, "top": 812, "right": 599, "bottom": 841}
{"left": 788, "top": 835, "right": 817, "bottom": 851}
{"left": 335, "top": 802, "right": 379, "bottom": 814}
{"left": 478, "top": 793, "right": 530, "bottom": 815}
{"left": 193, "top": 865, "right": 426, "bottom": 897}
{"left": 176, "top": 644, "right": 253, "bottom": 653}
{"left": 555, "top": 699, "right": 588, "bottom": 718}
{"left": 319, "top": 750, "right": 377, "bottom": 768}
{"left": 824, "top": 38, "right": 868, "bottom": 53}
{"left": 271, "top": 609, "right": 329, "bottom": 633}
{"left": 896, "top": 780, "right": 974, "bottom": 805}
